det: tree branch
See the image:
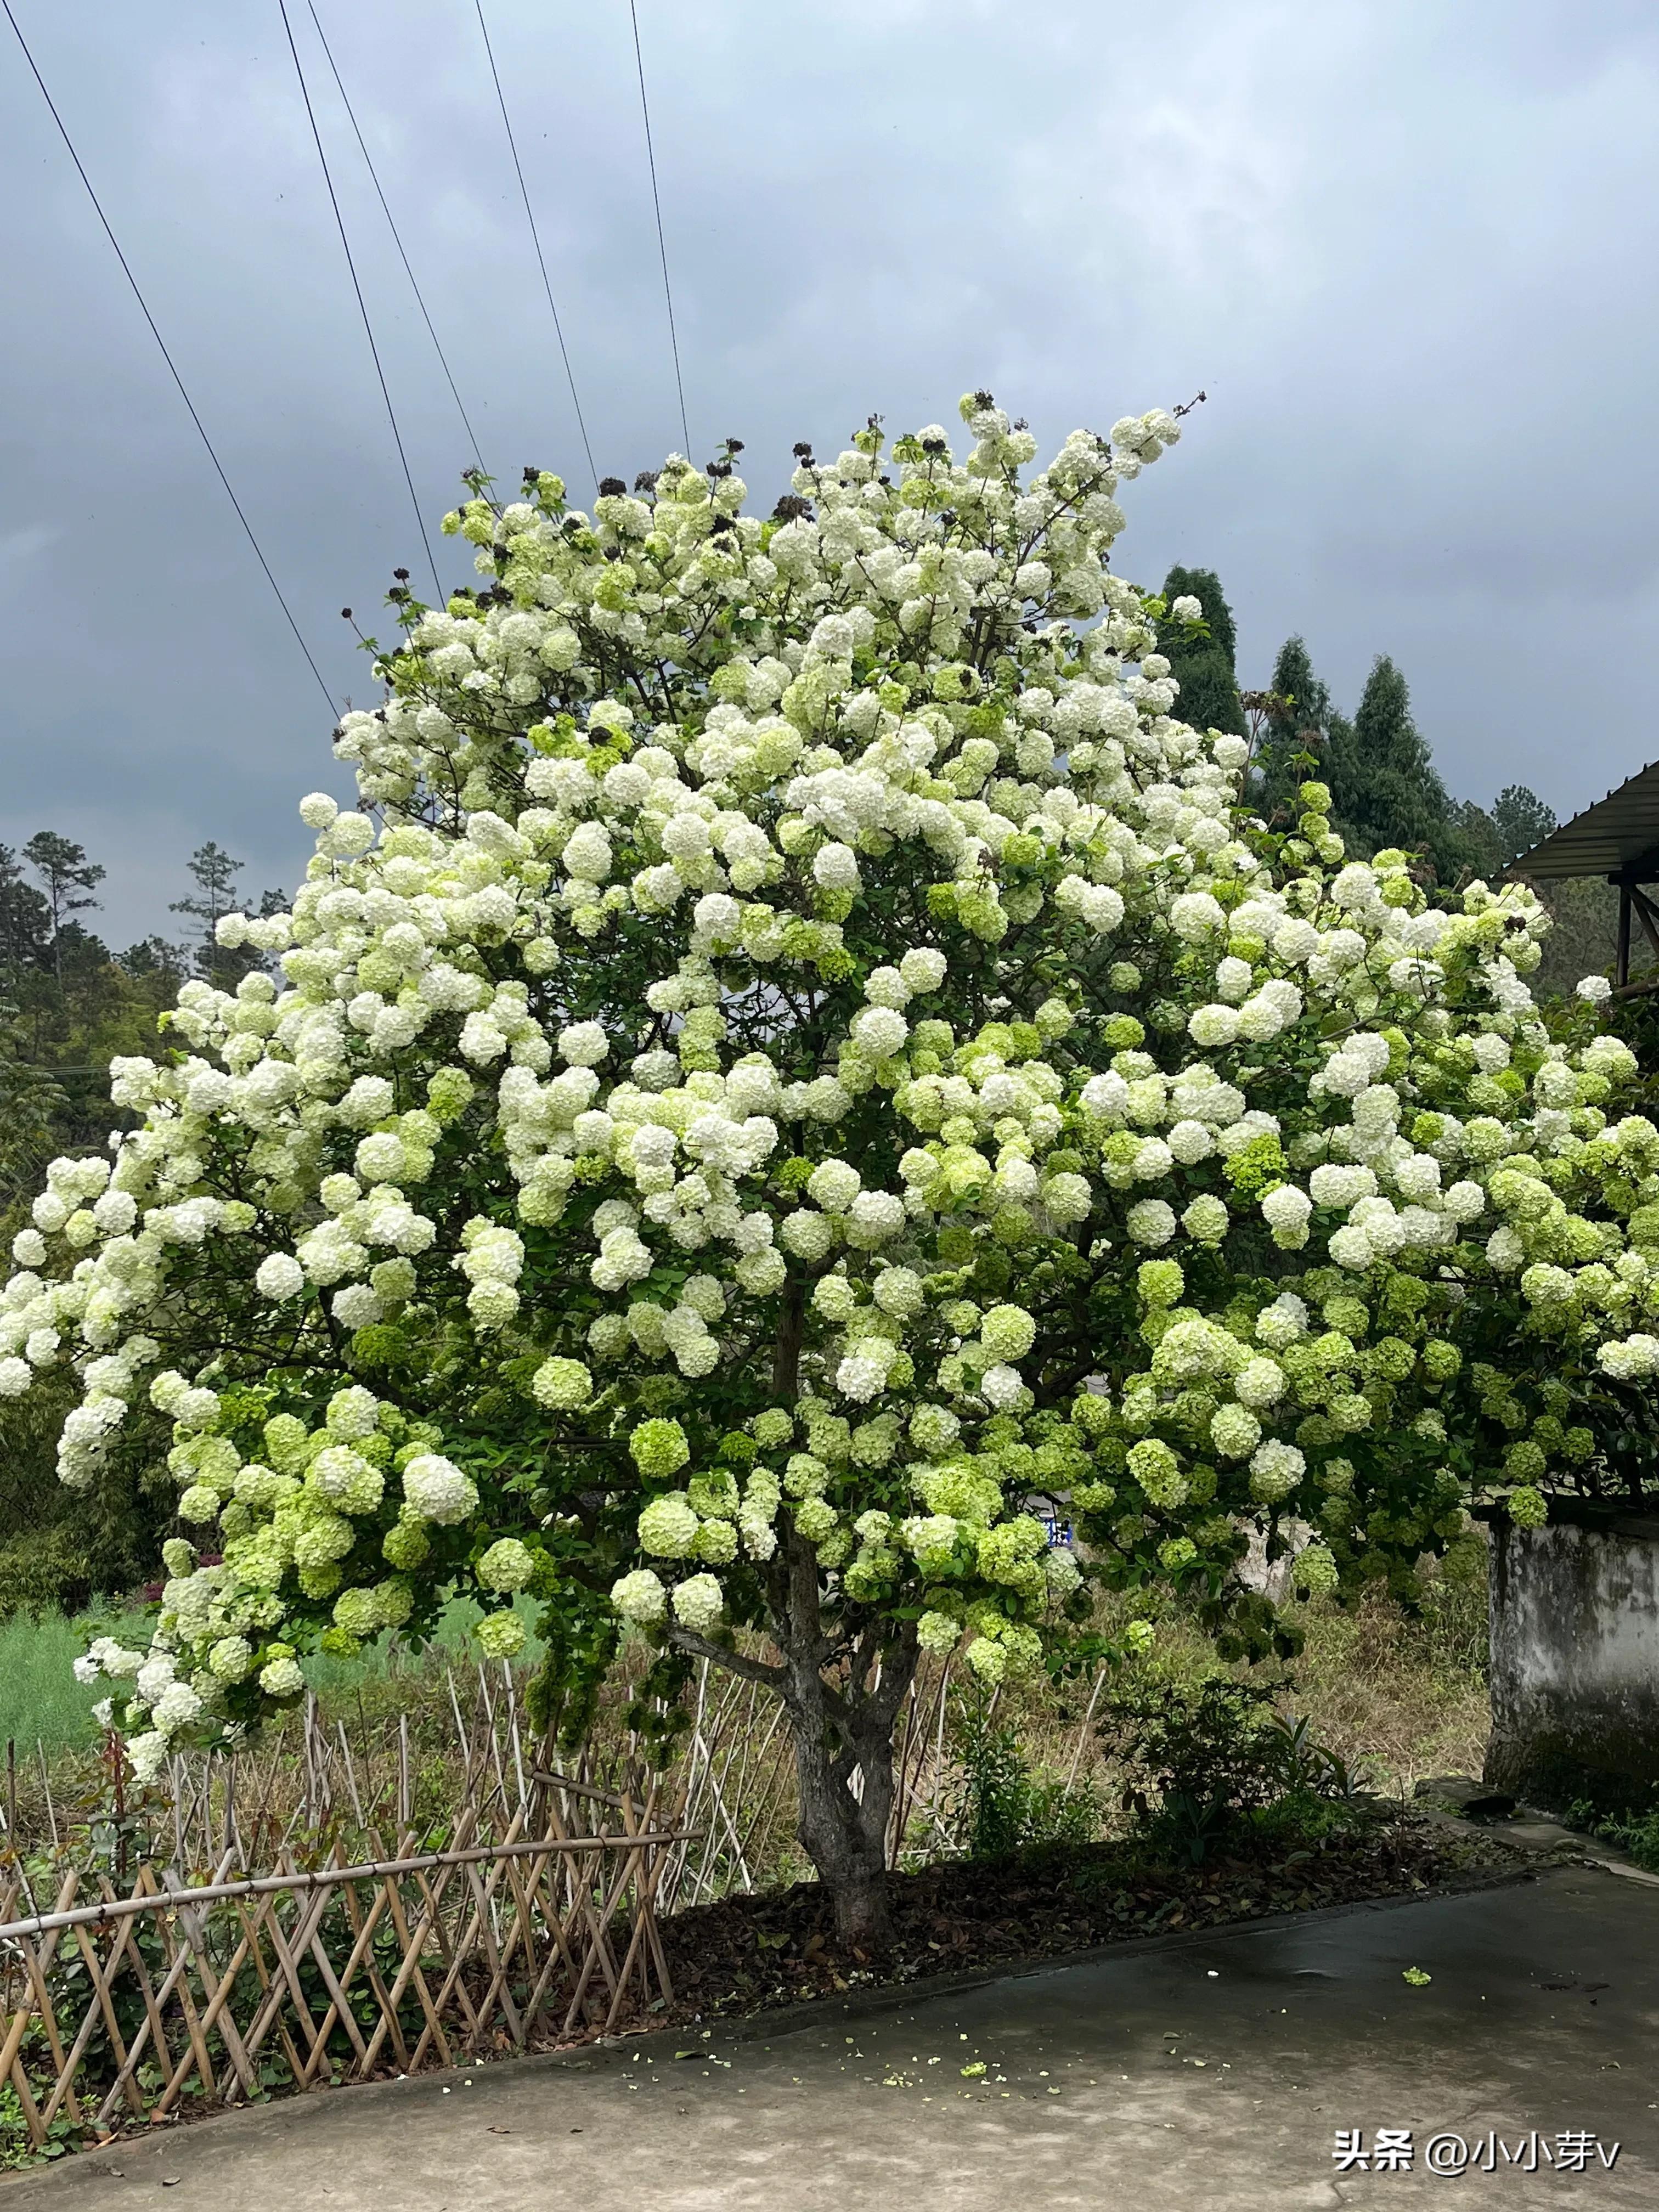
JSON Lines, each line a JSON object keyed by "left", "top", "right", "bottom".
{"left": 665, "top": 1627, "right": 789, "bottom": 1691}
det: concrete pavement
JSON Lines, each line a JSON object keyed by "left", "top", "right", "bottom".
{"left": 7, "top": 1865, "right": 1658, "bottom": 2210}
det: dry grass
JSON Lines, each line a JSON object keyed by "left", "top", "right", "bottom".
{"left": 949, "top": 1558, "right": 1492, "bottom": 1833}
{"left": 1090, "top": 1567, "right": 1491, "bottom": 1805}
{"left": 1283, "top": 1579, "right": 1490, "bottom": 1797}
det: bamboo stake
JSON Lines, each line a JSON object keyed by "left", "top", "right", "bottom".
{"left": 504, "top": 1663, "right": 528, "bottom": 1813}
{"left": 302, "top": 1692, "right": 318, "bottom": 1828}
{"left": 1, "top": 1739, "right": 40, "bottom": 1920}
{"left": 1062, "top": 1664, "right": 1110, "bottom": 1797}
{"left": 338, "top": 1721, "right": 368, "bottom": 1831}
{"left": 37, "top": 1742, "right": 59, "bottom": 1850}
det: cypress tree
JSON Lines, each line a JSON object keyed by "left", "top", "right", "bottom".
{"left": 1255, "top": 635, "right": 1342, "bottom": 824}
{"left": 1158, "top": 565, "right": 1245, "bottom": 737}
{"left": 1328, "top": 654, "right": 1469, "bottom": 874}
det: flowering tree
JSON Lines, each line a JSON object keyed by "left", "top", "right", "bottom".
{"left": 6, "top": 394, "right": 1654, "bottom": 1945}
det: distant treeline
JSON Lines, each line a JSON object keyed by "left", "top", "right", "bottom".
{"left": 1156, "top": 566, "right": 1622, "bottom": 1001}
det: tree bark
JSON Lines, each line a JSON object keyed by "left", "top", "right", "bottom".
{"left": 733, "top": 1286, "right": 918, "bottom": 1951}
{"left": 768, "top": 1528, "right": 919, "bottom": 1951}
{"left": 791, "top": 1716, "right": 897, "bottom": 1950}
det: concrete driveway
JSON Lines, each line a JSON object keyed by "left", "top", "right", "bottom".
{"left": 7, "top": 1864, "right": 1657, "bottom": 2210}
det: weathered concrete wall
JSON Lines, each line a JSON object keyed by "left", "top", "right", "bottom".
{"left": 1487, "top": 1516, "right": 1659, "bottom": 1801}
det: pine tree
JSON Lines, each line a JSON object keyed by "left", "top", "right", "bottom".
{"left": 21, "top": 832, "right": 103, "bottom": 989}
{"left": 1256, "top": 635, "right": 1341, "bottom": 824}
{"left": 1492, "top": 785, "right": 1557, "bottom": 866}
{"left": 117, "top": 935, "right": 190, "bottom": 988}
{"left": 1444, "top": 798, "right": 1503, "bottom": 881}
{"left": 167, "top": 843, "right": 284, "bottom": 983}
{"left": 1327, "top": 654, "right": 1476, "bottom": 876}
{"left": 1158, "top": 565, "right": 1245, "bottom": 736}
{"left": 170, "top": 841, "right": 245, "bottom": 969}
{"left": 0, "top": 846, "right": 50, "bottom": 975}
{"left": 16, "top": 832, "right": 105, "bottom": 995}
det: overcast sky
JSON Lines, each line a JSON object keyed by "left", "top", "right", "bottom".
{"left": 4, "top": 0, "right": 1657, "bottom": 947}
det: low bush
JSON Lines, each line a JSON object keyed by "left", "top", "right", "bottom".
{"left": 950, "top": 1696, "right": 1102, "bottom": 1860}
{"left": 1103, "top": 1674, "right": 1368, "bottom": 1863}
{"left": 1564, "top": 1787, "right": 1659, "bottom": 1874}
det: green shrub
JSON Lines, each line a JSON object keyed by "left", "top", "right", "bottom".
{"left": 1595, "top": 1812, "right": 1659, "bottom": 1874}
{"left": 1103, "top": 1675, "right": 1365, "bottom": 1861}
{"left": 951, "top": 1697, "right": 1101, "bottom": 1858}
{"left": 1564, "top": 1790, "right": 1659, "bottom": 1874}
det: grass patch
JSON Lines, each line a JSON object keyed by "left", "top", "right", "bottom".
{"left": 1097, "top": 1574, "right": 1491, "bottom": 1802}
{"left": 0, "top": 1595, "right": 543, "bottom": 1761}
{"left": 0, "top": 1606, "right": 148, "bottom": 1757}
{"left": 1286, "top": 1575, "right": 1490, "bottom": 1795}
{"left": 297, "top": 1594, "right": 543, "bottom": 1704}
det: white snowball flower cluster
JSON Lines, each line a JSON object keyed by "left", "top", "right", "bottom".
{"left": 7, "top": 387, "right": 1647, "bottom": 1815}
{"left": 402, "top": 1454, "right": 478, "bottom": 1525}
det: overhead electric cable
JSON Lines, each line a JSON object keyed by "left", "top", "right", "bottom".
{"left": 473, "top": 0, "right": 599, "bottom": 496}
{"left": 627, "top": 0, "right": 690, "bottom": 459}
{"left": 0, "top": 0, "right": 337, "bottom": 714}
{"left": 304, "top": 0, "right": 489, "bottom": 482}
{"left": 276, "top": 0, "right": 443, "bottom": 600}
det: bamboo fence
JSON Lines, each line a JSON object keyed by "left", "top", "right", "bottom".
{"left": 0, "top": 1670, "right": 695, "bottom": 2151}
{"left": 0, "top": 1786, "right": 684, "bottom": 2152}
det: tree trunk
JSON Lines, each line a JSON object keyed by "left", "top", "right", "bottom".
{"left": 769, "top": 1529, "right": 920, "bottom": 1951}
{"left": 758, "top": 1308, "right": 918, "bottom": 1951}
{"left": 788, "top": 1694, "right": 902, "bottom": 1951}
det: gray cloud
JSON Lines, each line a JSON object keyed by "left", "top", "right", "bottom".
{"left": 4, "top": 0, "right": 1657, "bottom": 944}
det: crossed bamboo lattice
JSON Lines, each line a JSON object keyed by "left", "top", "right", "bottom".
{"left": 0, "top": 1786, "right": 681, "bottom": 2152}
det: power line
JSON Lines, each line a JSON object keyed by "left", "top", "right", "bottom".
{"left": 0, "top": 0, "right": 337, "bottom": 715}
{"left": 276, "top": 0, "right": 443, "bottom": 601}
{"left": 303, "top": 0, "right": 489, "bottom": 483}
{"left": 473, "top": 0, "right": 599, "bottom": 496}
{"left": 628, "top": 0, "right": 690, "bottom": 459}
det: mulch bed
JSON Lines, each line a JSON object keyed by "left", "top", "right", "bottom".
{"left": 658, "top": 1813, "right": 1527, "bottom": 2021}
